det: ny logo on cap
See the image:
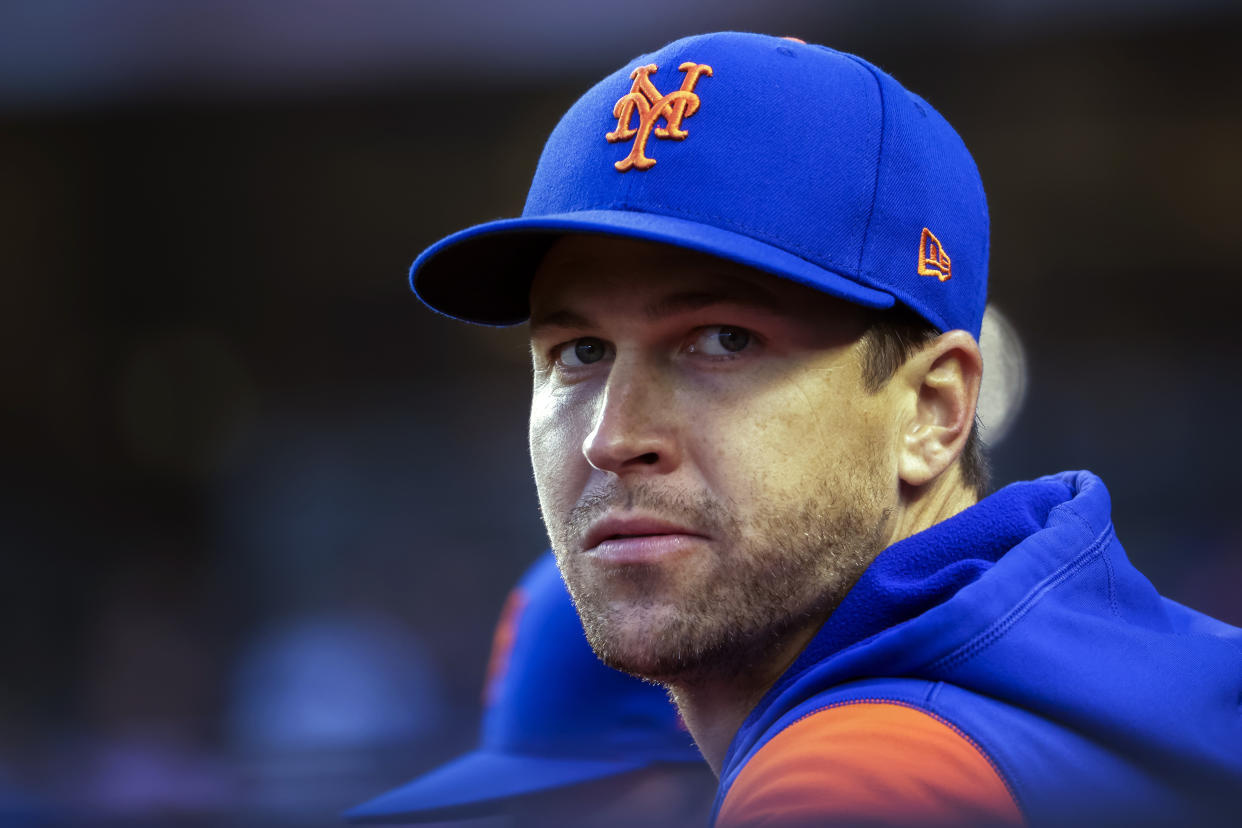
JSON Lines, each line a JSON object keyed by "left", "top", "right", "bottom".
{"left": 605, "top": 62, "right": 713, "bottom": 172}
{"left": 918, "top": 228, "right": 952, "bottom": 282}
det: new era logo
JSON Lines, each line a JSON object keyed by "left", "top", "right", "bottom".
{"left": 918, "top": 228, "right": 951, "bottom": 282}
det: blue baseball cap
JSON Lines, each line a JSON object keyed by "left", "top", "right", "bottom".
{"left": 410, "top": 31, "right": 989, "bottom": 338}
{"left": 344, "top": 553, "right": 702, "bottom": 823}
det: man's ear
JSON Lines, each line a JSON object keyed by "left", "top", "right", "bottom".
{"left": 896, "top": 330, "right": 982, "bottom": 488}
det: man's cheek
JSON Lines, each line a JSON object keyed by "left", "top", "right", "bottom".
{"left": 530, "top": 399, "right": 590, "bottom": 497}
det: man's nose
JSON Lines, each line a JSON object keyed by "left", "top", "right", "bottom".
{"left": 582, "top": 358, "right": 681, "bottom": 476}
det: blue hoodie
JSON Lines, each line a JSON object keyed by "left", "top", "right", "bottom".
{"left": 712, "top": 471, "right": 1242, "bottom": 826}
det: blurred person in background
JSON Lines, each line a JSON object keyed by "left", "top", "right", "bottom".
{"left": 346, "top": 552, "right": 715, "bottom": 827}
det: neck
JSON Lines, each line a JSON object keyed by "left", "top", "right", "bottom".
{"left": 890, "top": 464, "right": 978, "bottom": 545}
{"left": 668, "top": 469, "right": 978, "bottom": 775}
{"left": 666, "top": 618, "right": 823, "bottom": 775}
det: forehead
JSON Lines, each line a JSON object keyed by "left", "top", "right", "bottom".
{"left": 529, "top": 235, "right": 867, "bottom": 327}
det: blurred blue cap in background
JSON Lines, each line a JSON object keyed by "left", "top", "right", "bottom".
{"left": 345, "top": 552, "right": 702, "bottom": 822}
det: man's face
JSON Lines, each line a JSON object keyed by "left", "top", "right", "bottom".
{"left": 528, "top": 236, "right": 900, "bottom": 683}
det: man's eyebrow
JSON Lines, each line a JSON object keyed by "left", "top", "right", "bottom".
{"left": 529, "top": 284, "right": 786, "bottom": 333}
{"left": 529, "top": 308, "right": 595, "bottom": 333}
{"left": 642, "top": 287, "right": 785, "bottom": 320}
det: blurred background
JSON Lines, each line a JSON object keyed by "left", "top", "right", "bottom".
{"left": 2, "top": 1, "right": 1240, "bottom": 825}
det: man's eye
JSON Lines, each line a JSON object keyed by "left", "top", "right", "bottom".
{"left": 689, "top": 326, "right": 752, "bottom": 356}
{"left": 556, "top": 337, "right": 610, "bottom": 367}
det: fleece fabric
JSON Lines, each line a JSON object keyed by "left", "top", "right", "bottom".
{"left": 712, "top": 471, "right": 1242, "bottom": 826}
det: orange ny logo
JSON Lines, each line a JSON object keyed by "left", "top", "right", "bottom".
{"left": 605, "top": 62, "right": 713, "bottom": 172}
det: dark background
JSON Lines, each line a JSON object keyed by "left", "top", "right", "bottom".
{"left": 2, "top": 1, "right": 1240, "bottom": 824}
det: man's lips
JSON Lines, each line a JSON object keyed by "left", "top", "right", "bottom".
{"left": 583, "top": 515, "right": 708, "bottom": 553}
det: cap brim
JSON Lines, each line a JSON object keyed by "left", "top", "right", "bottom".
{"left": 344, "top": 748, "right": 653, "bottom": 823}
{"left": 410, "top": 210, "right": 896, "bottom": 326}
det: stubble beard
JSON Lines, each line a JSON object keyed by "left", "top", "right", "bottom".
{"left": 545, "top": 476, "right": 892, "bottom": 686}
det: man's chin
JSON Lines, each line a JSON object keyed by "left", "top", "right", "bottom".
{"left": 593, "top": 643, "right": 697, "bottom": 684}
{"left": 579, "top": 605, "right": 717, "bottom": 683}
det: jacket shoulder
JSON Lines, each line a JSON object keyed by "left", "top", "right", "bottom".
{"left": 716, "top": 700, "right": 1022, "bottom": 827}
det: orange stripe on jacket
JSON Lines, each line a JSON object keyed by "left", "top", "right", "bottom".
{"left": 717, "top": 701, "right": 1023, "bottom": 827}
